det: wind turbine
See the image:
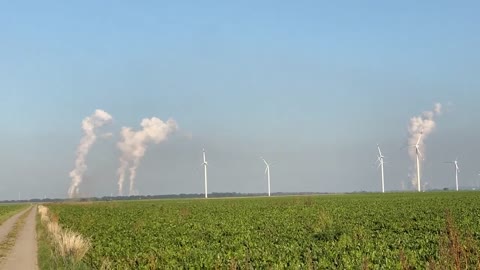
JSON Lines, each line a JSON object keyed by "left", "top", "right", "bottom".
{"left": 414, "top": 132, "right": 423, "bottom": 192}
{"left": 202, "top": 149, "right": 208, "bottom": 198}
{"left": 376, "top": 144, "right": 385, "bottom": 193}
{"left": 444, "top": 159, "right": 459, "bottom": 191}
{"left": 261, "top": 157, "right": 271, "bottom": 197}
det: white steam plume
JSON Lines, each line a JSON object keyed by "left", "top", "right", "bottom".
{"left": 117, "top": 117, "right": 178, "bottom": 196}
{"left": 407, "top": 103, "right": 442, "bottom": 189}
{"left": 68, "top": 110, "right": 113, "bottom": 198}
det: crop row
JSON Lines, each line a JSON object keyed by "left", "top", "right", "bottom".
{"left": 47, "top": 192, "right": 480, "bottom": 269}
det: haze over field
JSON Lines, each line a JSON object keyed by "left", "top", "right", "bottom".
{"left": 1, "top": 2, "right": 479, "bottom": 200}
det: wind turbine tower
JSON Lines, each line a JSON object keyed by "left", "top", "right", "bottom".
{"left": 414, "top": 133, "right": 423, "bottom": 192}
{"left": 377, "top": 145, "right": 385, "bottom": 193}
{"left": 445, "top": 159, "right": 459, "bottom": 191}
{"left": 261, "top": 157, "right": 271, "bottom": 197}
{"left": 202, "top": 149, "right": 208, "bottom": 199}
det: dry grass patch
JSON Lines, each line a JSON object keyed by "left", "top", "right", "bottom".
{"left": 38, "top": 205, "right": 90, "bottom": 264}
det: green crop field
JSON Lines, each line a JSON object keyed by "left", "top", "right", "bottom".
{"left": 0, "top": 204, "right": 28, "bottom": 224}
{"left": 46, "top": 192, "right": 480, "bottom": 269}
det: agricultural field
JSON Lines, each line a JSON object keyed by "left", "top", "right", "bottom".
{"left": 45, "top": 192, "right": 480, "bottom": 269}
{"left": 0, "top": 204, "right": 28, "bottom": 224}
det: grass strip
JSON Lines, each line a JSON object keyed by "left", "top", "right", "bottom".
{"left": 36, "top": 207, "right": 89, "bottom": 270}
{"left": 0, "top": 204, "right": 30, "bottom": 226}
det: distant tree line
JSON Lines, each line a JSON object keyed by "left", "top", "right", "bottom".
{"left": 0, "top": 192, "right": 330, "bottom": 203}
{"left": 1, "top": 189, "right": 469, "bottom": 204}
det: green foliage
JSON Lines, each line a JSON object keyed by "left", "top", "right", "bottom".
{"left": 46, "top": 192, "right": 480, "bottom": 269}
{"left": 36, "top": 214, "right": 89, "bottom": 270}
{"left": 0, "top": 204, "right": 28, "bottom": 225}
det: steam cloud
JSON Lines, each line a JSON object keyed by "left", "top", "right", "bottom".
{"left": 117, "top": 117, "right": 178, "bottom": 196}
{"left": 68, "top": 110, "right": 113, "bottom": 198}
{"left": 407, "top": 103, "right": 442, "bottom": 189}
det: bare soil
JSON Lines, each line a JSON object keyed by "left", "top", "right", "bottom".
{"left": 0, "top": 206, "right": 38, "bottom": 270}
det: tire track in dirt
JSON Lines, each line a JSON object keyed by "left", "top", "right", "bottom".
{"left": 0, "top": 206, "right": 38, "bottom": 270}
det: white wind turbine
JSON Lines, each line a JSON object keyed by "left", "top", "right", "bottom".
{"left": 411, "top": 132, "right": 424, "bottom": 192}
{"left": 376, "top": 144, "right": 385, "bottom": 193}
{"left": 445, "top": 159, "right": 460, "bottom": 191}
{"left": 202, "top": 149, "right": 208, "bottom": 198}
{"left": 261, "top": 157, "right": 271, "bottom": 197}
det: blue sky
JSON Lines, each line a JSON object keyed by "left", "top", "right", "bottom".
{"left": 1, "top": 1, "right": 479, "bottom": 199}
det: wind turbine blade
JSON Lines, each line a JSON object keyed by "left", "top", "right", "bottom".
{"left": 416, "top": 132, "right": 423, "bottom": 146}
{"left": 261, "top": 157, "right": 268, "bottom": 166}
{"left": 265, "top": 167, "right": 268, "bottom": 174}
{"left": 416, "top": 147, "right": 423, "bottom": 159}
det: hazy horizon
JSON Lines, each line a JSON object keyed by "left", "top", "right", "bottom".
{"left": 2, "top": 1, "right": 479, "bottom": 200}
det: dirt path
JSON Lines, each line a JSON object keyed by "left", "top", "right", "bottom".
{"left": 0, "top": 206, "right": 38, "bottom": 270}
{"left": 0, "top": 208, "right": 30, "bottom": 244}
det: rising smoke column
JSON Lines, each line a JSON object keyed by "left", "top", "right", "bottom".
{"left": 117, "top": 117, "right": 178, "bottom": 196}
{"left": 407, "top": 103, "right": 442, "bottom": 189}
{"left": 68, "top": 110, "right": 113, "bottom": 198}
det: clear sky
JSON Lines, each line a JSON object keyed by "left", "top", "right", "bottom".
{"left": 1, "top": 1, "right": 479, "bottom": 199}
